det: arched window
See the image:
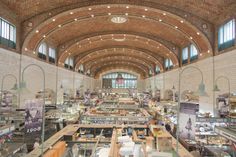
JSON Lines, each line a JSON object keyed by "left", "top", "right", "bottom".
{"left": 38, "top": 42, "right": 47, "bottom": 60}
{"left": 86, "top": 69, "right": 90, "bottom": 75}
{"left": 49, "top": 47, "right": 56, "bottom": 63}
{"left": 64, "top": 57, "right": 74, "bottom": 70}
{"left": 37, "top": 42, "right": 57, "bottom": 64}
{"left": 149, "top": 69, "right": 153, "bottom": 76}
{"left": 78, "top": 64, "right": 84, "bottom": 73}
{"left": 182, "top": 47, "right": 188, "bottom": 64}
{"left": 155, "top": 65, "right": 160, "bottom": 74}
{"left": 0, "top": 17, "right": 16, "bottom": 49}
{"left": 102, "top": 72, "right": 137, "bottom": 89}
{"left": 181, "top": 44, "right": 199, "bottom": 65}
{"left": 190, "top": 44, "right": 198, "bottom": 61}
{"left": 165, "top": 58, "right": 173, "bottom": 70}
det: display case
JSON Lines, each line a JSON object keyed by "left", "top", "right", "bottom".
{"left": 0, "top": 91, "right": 17, "bottom": 110}
{"left": 229, "top": 96, "right": 236, "bottom": 118}
{"left": 35, "top": 89, "right": 56, "bottom": 106}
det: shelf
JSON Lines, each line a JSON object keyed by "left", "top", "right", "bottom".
{"left": 214, "top": 126, "right": 236, "bottom": 142}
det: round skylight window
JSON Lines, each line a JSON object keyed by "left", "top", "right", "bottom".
{"left": 111, "top": 16, "right": 128, "bottom": 24}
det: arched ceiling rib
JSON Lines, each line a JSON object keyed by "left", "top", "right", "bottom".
{"left": 85, "top": 57, "right": 153, "bottom": 74}
{"left": 9, "top": 3, "right": 221, "bottom": 78}
{"left": 74, "top": 49, "right": 163, "bottom": 72}
{"left": 58, "top": 33, "right": 179, "bottom": 62}
{"left": 94, "top": 66, "right": 145, "bottom": 79}
{"left": 91, "top": 63, "right": 148, "bottom": 79}
{"left": 22, "top": 5, "right": 212, "bottom": 55}
{"left": 3, "top": 0, "right": 234, "bottom": 25}
{"left": 58, "top": 31, "right": 178, "bottom": 53}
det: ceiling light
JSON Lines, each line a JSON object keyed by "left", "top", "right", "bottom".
{"left": 74, "top": 18, "right": 77, "bottom": 21}
{"left": 200, "top": 53, "right": 202, "bottom": 56}
{"left": 107, "top": 6, "right": 110, "bottom": 8}
{"left": 145, "top": 8, "right": 148, "bottom": 11}
{"left": 126, "top": 6, "right": 129, "bottom": 9}
{"left": 125, "top": 13, "right": 128, "bottom": 16}
{"left": 207, "top": 50, "right": 210, "bottom": 53}
{"left": 197, "top": 32, "right": 200, "bottom": 35}
{"left": 159, "top": 19, "right": 162, "bottom": 22}
{"left": 43, "top": 35, "right": 46, "bottom": 38}
{"left": 25, "top": 48, "right": 28, "bottom": 51}
{"left": 111, "top": 16, "right": 128, "bottom": 24}
{"left": 91, "top": 14, "right": 94, "bottom": 17}
{"left": 180, "top": 20, "right": 184, "bottom": 23}
{"left": 35, "top": 30, "right": 39, "bottom": 33}
{"left": 175, "top": 26, "right": 178, "bottom": 29}
{"left": 163, "top": 13, "right": 166, "bottom": 15}
{"left": 87, "top": 38, "right": 90, "bottom": 40}
{"left": 190, "top": 36, "right": 193, "bottom": 40}
{"left": 70, "top": 12, "right": 73, "bottom": 15}
{"left": 142, "top": 15, "right": 146, "bottom": 18}
{"left": 33, "top": 51, "right": 36, "bottom": 54}
{"left": 52, "top": 19, "right": 56, "bottom": 22}
{"left": 88, "top": 8, "right": 92, "bottom": 10}
{"left": 58, "top": 24, "right": 61, "bottom": 27}
{"left": 108, "top": 13, "right": 111, "bottom": 15}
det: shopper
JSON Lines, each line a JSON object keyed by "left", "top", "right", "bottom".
{"left": 165, "top": 123, "right": 172, "bottom": 133}
{"left": 200, "top": 142, "right": 205, "bottom": 156}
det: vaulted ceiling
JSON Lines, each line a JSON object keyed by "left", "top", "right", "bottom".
{"left": 1, "top": 0, "right": 235, "bottom": 78}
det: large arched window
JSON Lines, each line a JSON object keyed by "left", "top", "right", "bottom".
{"left": 102, "top": 72, "right": 137, "bottom": 89}
{"left": 182, "top": 47, "right": 188, "bottom": 64}
{"left": 190, "top": 44, "right": 198, "bottom": 61}
{"left": 165, "top": 58, "right": 173, "bottom": 70}
{"left": 181, "top": 44, "right": 199, "bottom": 65}
{"left": 78, "top": 64, "right": 84, "bottom": 73}
{"left": 64, "top": 57, "right": 74, "bottom": 70}
{"left": 155, "top": 65, "right": 160, "bottom": 74}
{"left": 37, "top": 42, "right": 56, "bottom": 63}
{"left": 38, "top": 42, "right": 47, "bottom": 60}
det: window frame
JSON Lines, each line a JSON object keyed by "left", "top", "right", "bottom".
{"left": 38, "top": 42, "right": 47, "bottom": 60}
{"left": 102, "top": 72, "right": 137, "bottom": 89}
{"left": 218, "top": 19, "right": 235, "bottom": 51}
{"left": 182, "top": 46, "right": 189, "bottom": 65}
{"left": 0, "top": 17, "right": 16, "bottom": 49}
{"left": 165, "top": 58, "right": 173, "bottom": 70}
{"left": 64, "top": 57, "right": 74, "bottom": 70}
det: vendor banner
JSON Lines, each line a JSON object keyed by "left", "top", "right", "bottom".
{"left": 179, "top": 102, "right": 199, "bottom": 140}
{"left": 24, "top": 99, "right": 43, "bottom": 137}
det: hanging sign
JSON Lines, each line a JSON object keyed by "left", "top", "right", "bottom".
{"left": 179, "top": 102, "right": 199, "bottom": 140}
{"left": 24, "top": 99, "right": 43, "bottom": 135}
